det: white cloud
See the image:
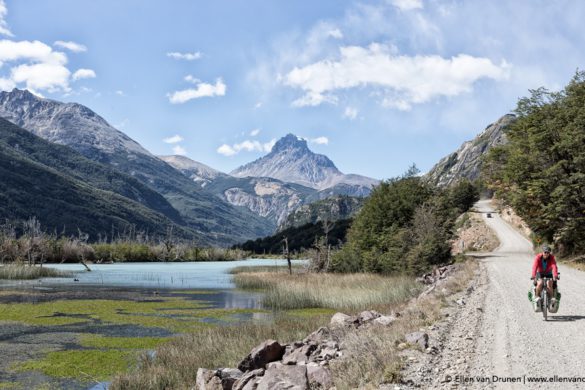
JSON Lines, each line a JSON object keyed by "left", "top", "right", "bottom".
{"left": 390, "top": 0, "right": 423, "bottom": 11}
{"left": 0, "top": 40, "right": 67, "bottom": 65}
{"left": 254, "top": 101, "right": 263, "bottom": 109}
{"left": 284, "top": 43, "right": 509, "bottom": 109}
{"left": 54, "top": 40, "right": 87, "bottom": 53}
{"left": 310, "top": 136, "right": 329, "bottom": 145}
{"left": 11, "top": 62, "right": 71, "bottom": 93}
{"left": 72, "top": 68, "right": 96, "bottom": 81}
{"left": 327, "top": 28, "right": 343, "bottom": 39}
{"left": 164, "top": 135, "right": 184, "bottom": 144}
{"left": 343, "top": 106, "right": 358, "bottom": 120}
{"left": 0, "top": 0, "right": 13, "bottom": 37}
{"left": 115, "top": 90, "right": 125, "bottom": 96}
{"left": 292, "top": 91, "right": 338, "bottom": 107}
{"left": 250, "top": 128, "right": 261, "bottom": 137}
{"left": 0, "top": 40, "right": 78, "bottom": 92}
{"left": 167, "top": 51, "right": 202, "bottom": 61}
{"left": 217, "top": 144, "right": 237, "bottom": 156}
{"left": 184, "top": 75, "right": 200, "bottom": 83}
{"left": 168, "top": 78, "right": 226, "bottom": 104}
{"left": 173, "top": 145, "right": 187, "bottom": 156}
{"left": 217, "top": 138, "right": 276, "bottom": 156}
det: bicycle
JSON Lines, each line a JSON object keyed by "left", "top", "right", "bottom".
{"left": 530, "top": 273, "right": 560, "bottom": 321}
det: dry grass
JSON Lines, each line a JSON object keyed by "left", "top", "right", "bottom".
{"left": 233, "top": 272, "right": 423, "bottom": 311}
{"left": 112, "top": 261, "right": 480, "bottom": 390}
{"left": 110, "top": 314, "right": 330, "bottom": 390}
{"left": 329, "top": 260, "right": 479, "bottom": 389}
{"left": 0, "top": 264, "right": 69, "bottom": 280}
{"left": 228, "top": 264, "right": 305, "bottom": 274}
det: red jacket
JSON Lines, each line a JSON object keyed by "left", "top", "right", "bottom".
{"left": 531, "top": 253, "right": 558, "bottom": 279}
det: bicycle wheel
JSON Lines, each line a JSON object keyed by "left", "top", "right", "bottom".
{"left": 543, "top": 292, "right": 548, "bottom": 321}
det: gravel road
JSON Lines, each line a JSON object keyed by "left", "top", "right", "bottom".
{"left": 401, "top": 199, "right": 585, "bottom": 389}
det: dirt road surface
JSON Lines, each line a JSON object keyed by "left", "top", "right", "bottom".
{"left": 402, "top": 199, "right": 585, "bottom": 389}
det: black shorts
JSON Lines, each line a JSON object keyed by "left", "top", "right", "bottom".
{"left": 537, "top": 273, "right": 553, "bottom": 279}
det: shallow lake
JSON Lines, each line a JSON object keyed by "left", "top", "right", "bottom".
{"left": 38, "top": 258, "right": 304, "bottom": 289}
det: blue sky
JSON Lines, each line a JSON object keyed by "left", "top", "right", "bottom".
{"left": 1, "top": 0, "right": 585, "bottom": 179}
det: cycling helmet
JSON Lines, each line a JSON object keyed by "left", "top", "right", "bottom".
{"left": 542, "top": 244, "right": 551, "bottom": 253}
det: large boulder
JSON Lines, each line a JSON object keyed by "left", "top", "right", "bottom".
{"left": 256, "top": 364, "right": 309, "bottom": 390}
{"left": 218, "top": 368, "right": 244, "bottom": 389}
{"left": 238, "top": 340, "right": 286, "bottom": 372}
{"left": 196, "top": 368, "right": 222, "bottom": 390}
{"left": 232, "top": 368, "right": 265, "bottom": 390}
{"left": 283, "top": 343, "right": 318, "bottom": 365}
{"left": 307, "top": 363, "right": 333, "bottom": 389}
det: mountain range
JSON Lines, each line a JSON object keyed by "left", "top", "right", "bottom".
{"left": 0, "top": 88, "right": 508, "bottom": 245}
{"left": 0, "top": 89, "right": 272, "bottom": 245}
{"left": 0, "top": 89, "right": 379, "bottom": 243}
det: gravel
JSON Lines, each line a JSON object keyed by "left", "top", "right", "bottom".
{"left": 397, "top": 200, "right": 585, "bottom": 389}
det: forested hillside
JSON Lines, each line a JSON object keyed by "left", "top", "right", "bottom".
{"left": 483, "top": 71, "right": 585, "bottom": 255}
{"left": 331, "top": 167, "right": 478, "bottom": 275}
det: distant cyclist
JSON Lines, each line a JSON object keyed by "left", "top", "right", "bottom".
{"left": 531, "top": 245, "right": 559, "bottom": 308}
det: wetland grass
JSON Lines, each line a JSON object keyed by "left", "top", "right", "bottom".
{"left": 0, "top": 264, "right": 69, "bottom": 280}
{"left": 233, "top": 272, "right": 423, "bottom": 311}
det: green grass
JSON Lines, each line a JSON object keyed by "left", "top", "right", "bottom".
{"left": 233, "top": 272, "right": 423, "bottom": 311}
{"left": 0, "top": 383, "right": 21, "bottom": 389}
{"left": 79, "top": 334, "right": 170, "bottom": 350}
{"left": 110, "top": 312, "right": 332, "bottom": 390}
{"left": 0, "top": 296, "right": 264, "bottom": 332}
{"left": 17, "top": 350, "right": 136, "bottom": 382}
{"left": 0, "top": 264, "right": 69, "bottom": 280}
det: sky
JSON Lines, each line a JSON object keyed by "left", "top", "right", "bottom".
{"left": 1, "top": 0, "right": 584, "bottom": 180}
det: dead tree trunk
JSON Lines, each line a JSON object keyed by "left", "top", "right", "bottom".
{"left": 283, "top": 237, "right": 292, "bottom": 275}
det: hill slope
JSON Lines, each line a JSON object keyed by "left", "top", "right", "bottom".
{"left": 426, "top": 114, "right": 515, "bottom": 187}
{"left": 0, "top": 118, "right": 192, "bottom": 239}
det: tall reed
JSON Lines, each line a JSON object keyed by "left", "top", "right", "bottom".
{"left": 233, "top": 272, "right": 423, "bottom": 311}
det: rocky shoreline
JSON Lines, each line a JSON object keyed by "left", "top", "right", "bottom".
{"left": 196, "top": 263, "right": 472, "bottom": 390}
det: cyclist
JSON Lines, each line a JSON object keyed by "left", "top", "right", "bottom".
{"left": 531, "top": 245, "right": 559, "bottom": 309}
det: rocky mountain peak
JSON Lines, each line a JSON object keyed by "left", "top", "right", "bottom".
{"left": 230, "top": 133, "right": 378, "bottom": 193}
{"left": 0, "top": 88, "right": 150, "bottom": 157}
{"left": 271, "top": 133, "right": 309, "bottom": 153}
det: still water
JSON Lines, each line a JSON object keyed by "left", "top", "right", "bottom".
{"left": 41, "top": 258, "right": 303, "bottom": 289}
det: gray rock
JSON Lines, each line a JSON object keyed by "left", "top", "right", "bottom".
{"left": 232, "top": 369, "right": 265, "bottom": 390}
{"left": 373, "top": 315, "right": 397, "bottom": 326}
{"left": 238, "top": 340, "right": 286, "bottom": 372}
{"left": 303, "top": 327, "right": 331, "bottom": 344}
{"left": 313, "top": 346, "right": 338, "bottom": 362}
{"left": 196, "top": 368, "right": 222, "bottom": 390}
{"left": 218, "top": 368, "right": 244, "bottom": 389}
{"left": 358, "top": 310, "right": 382, "bottom": 323}
{"left": 425, "top": 114, "right": 515, "bottom": 187}
{"left": 283, "top": 343, "right": 318, "bottom": 365}
{"left": 256, "top": 364, "right": 309, "bottom": 390}
{"left": 330, "top": 312, "right": 356, "bottom": 327}
{"left": 307, "top": 364, "right": 333, "bottom": 389}
{"left": 405, "top": 332, "right": 429, "bottom": 349}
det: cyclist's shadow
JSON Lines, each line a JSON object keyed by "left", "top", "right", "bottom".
{"left": 547, "top": 315, "right": 585, "bottom": 321}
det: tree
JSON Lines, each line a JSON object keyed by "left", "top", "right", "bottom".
{"left": 484, "top": 71, "right": 585, "bottom": 254}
